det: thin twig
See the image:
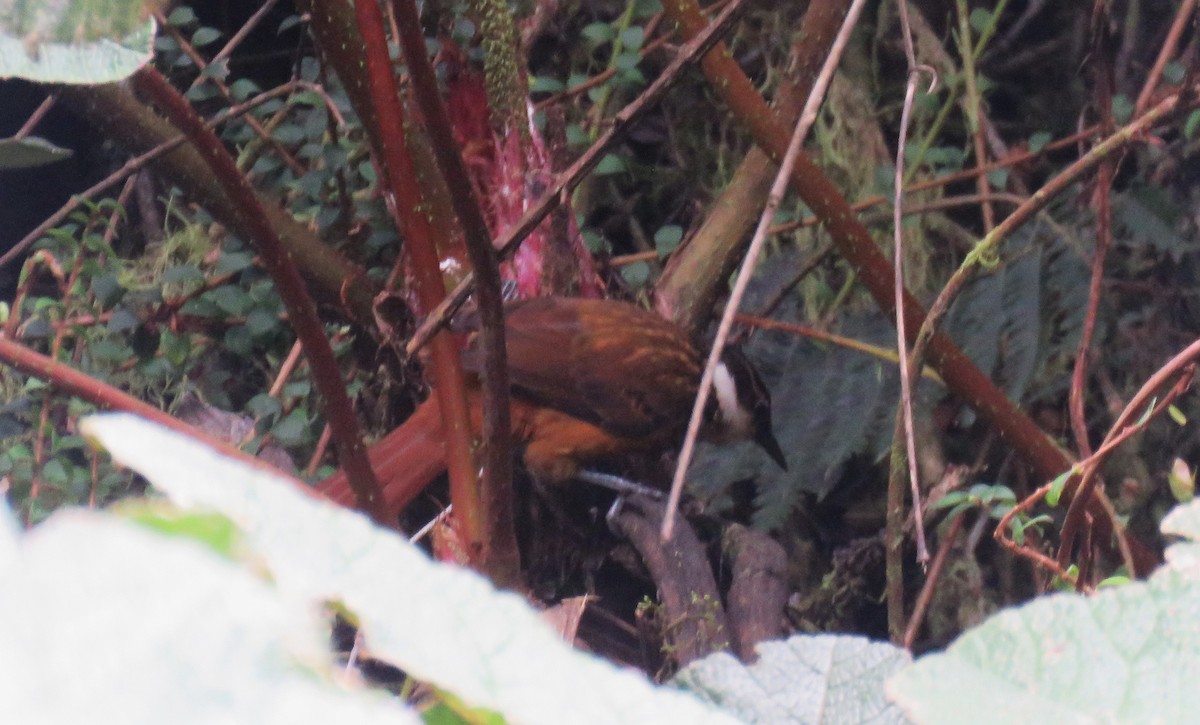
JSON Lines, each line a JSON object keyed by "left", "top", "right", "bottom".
{"left": 956, "top": 0, "right": 995, "bottom": 231}
{"left": 0, "top": 335, "right": 269, "bottom": 471}
{"left": 890, "top": 0, "right": 937, "bottom": 568}
{"left": 771, "top": 130, "right": 1095, "bottom": 235}
{"left": 211, "top": 0, "right": 280, "bottom": 66}
{"left": 734, "top": 314, "right": 944, "bottom": 383}
{"left": 15, "top": 92, "right": 57, "bottom": 139}
{"left": 1057, "top": 341, "right": 1200, "bottom": 569}
{"left": 903, "top": 512, "right": 965, "bottom": 649}
{"left": 1069, "top": 7, "right": 1117, "bottom": 461}
{"left": 661, "top": 0, "right": 869, "bottom": 540}
{"left": 994, "top": 482, "right": 1079, "bottom": 586}
{"left": 1133, "top": 0, "right": 1196, "bottom": 114}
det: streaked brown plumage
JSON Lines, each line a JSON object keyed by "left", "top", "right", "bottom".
{"left": 320, "top": 297, "right": 784, "bottom": 516}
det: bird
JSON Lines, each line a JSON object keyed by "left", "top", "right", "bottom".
{"left": 318, "top": 297, "right": 786, "bottom": 518}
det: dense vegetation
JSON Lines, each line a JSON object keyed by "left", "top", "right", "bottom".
{"left": 2, "top": 0, "right": 1200, "bottom": 719}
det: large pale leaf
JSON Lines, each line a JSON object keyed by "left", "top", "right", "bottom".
{"left": 0, "top": 0, "right": 156, "bottom": 83}
{"left": 1161, "top": 497, "right": 1200, "bottom": 576}
{"left": 674, "top": 634, "right": 910, "bottom": 724}
{"left": 80, "top": 412, "right": 740, "bottom": 725}
{"left": 0, "top": 505, "right": 417, "bottom": 723}
{"left": 887, "top": 498, "right": 1200, "bottom": 723}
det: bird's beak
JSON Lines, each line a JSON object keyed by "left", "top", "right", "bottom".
{"left": 756, "top": 426, "right": 788, "bottom": 470}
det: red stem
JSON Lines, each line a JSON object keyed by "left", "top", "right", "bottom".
{"left": 0, "top": 335, "right": 271, "bottom": 473}
{"left": 352, "top": 0, "right": 484, "bottom": 557}
{"left": 390, "top": 0, "right": 519, "bottom": 582}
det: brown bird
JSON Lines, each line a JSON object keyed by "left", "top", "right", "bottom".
{"left": 319, "top": 297, "right": 785, "bottom": 516}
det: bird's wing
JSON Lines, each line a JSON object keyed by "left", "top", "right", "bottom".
{"left": 463, "top": 298, "right": 701, "bottom": 438}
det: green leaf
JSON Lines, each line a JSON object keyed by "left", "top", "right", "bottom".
{"left": 1111, "top": 94, "right": 1134, "bottom": 124}
{"left": 282, "top": 381, "right": 311, "bottom": 400}
{"left": 229, "top": 78, "right": 261, "bottom": 102}
{"left": 1115, "top": 184, "right": 1192, "bottom": 259}
{"left": 161, "top": 264, "right": 205, "bottom": 287}
{"left": 167, "top": 7, "right": 196, "bottom": 26}
{"left": 272, "top": 124, "right": 305, "bottom": 145}
{"left": 1135, "top": 397, "right": 1158, "bottom": 426}
{"left": 620, "top": 26, "right": 644, "bottom": 51}
{"left": 566, "top": 73, "right": 589, "bottom": 93}
{"left": 1185, "top": 110, "right": 1200, "bottom": 140}
{"left": 1010, "top": 518, "right": 1027, "bottom": 546}
{"left": 633, "top": 0, "right": 663, "bottom": 19}
{"left": 159, "top": 330, "right": 193, "bottom": 366}
{"left": 654, "top": 225, "right": 683, "bottom": 255}
{"left": 529, "top": 76, "right": 564, "bottom": 94}
{"left": 5, "top": 444, "right": 32, "bottom": 462}
{"left": 1163, "top": 61, "right": 1185, "bottom": 85}
{"left": 581, "top": 22, "right": 615, "bottom": 44}
{"left": 185, "top": 83, "right": 220, "bottom": 102}
{"left": 1045, "top": 468, "right": 1074, "bottom": 507}
{"left": 41, "top": 459, "right": 69, "bottom": 486}
{"left": 594, "top": 154, "right": 627, "bottom": 176}
{"left": 270, "top": 413, "right": 308, "bottom": 447}
{"left": 245, "top": 394, "right": 282, "bottom": 421}
{"left": 191, "top": 27, "right": 222, "bottom": 47}
{"left": 56, "top": 435, "right": 88, "bottom": 452}
{"left": 565, "top": 122, "right": 588, "bottom": 147}
{"left": 206, "top": 286, "right": 253, "bottom": 316}
{"left": 451, "top": 17, "right": 475, "bottom": 43}
{"left": 124, "top": 505, "right": 244, "bottom": 559}
{"left": 214, "top": 251, "right": 255, "bottom": 276}
{"left": 201, "top": 58, "right": 229, "bottom": 81}
{"left": 106, "top": 305, "right": 139, "bottom": 334}
{"left": 1028, "top": 131, "right": 1051, "bottom": 153}
{"left": 968, "top": 8, "right": 992, "bottom": 33}
{"left": 614, "top": 51, "right": 640, "bottom": 72}
{"left": 277, "top": 15, "right": 302, "bottom": 34}
{"left": 244, "top": 308, "right": 279, "bottom": 337}
{"left": 1169, "top": 458, "right": 1195, "bottom": 503}
{"left": 0, "top": 136, "right": 73, "bottom": 170}
{"left": 224, "top": 325, "right": 253, "bottom": 355}
{"left": 932, "top": 491, "right": 969, "bottom": 510}
{"left": 251, "top": 155, "right": 281, "bottom": 175}
{"left": 357, "top": 160, "right": 376, "bottom": 184}
{"left": 89, "top": 337, "right": 132, "bottom": 363}
{"left": 620, "top": 260, "right": 650, "bottom": 287}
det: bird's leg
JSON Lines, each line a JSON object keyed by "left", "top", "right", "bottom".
{"left": 575, "top": 469, "right": 664, "bottom": 499}
{"left": 569, "top": 470, "right": 665, "bottom": 529}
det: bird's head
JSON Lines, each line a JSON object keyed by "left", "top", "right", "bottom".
{"left": 707, "top": 346, "right": 787, "bottom": 470}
